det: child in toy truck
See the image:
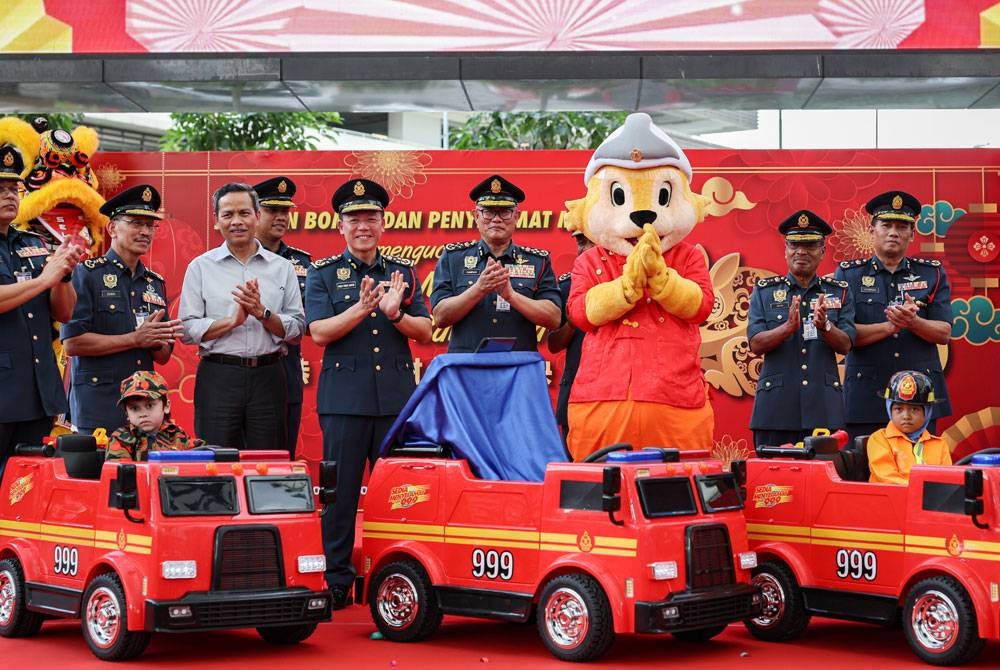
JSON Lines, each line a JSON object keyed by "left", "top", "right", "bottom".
{"left": 867, "top": 370, "right": 951, "bottom": 484}
{"left": 105, "top": 370, "right": 202, "bottom": 461}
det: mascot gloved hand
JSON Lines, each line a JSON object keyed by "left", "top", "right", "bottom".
{"left": 564, "top": 113, "right": 715, "bottom": 460}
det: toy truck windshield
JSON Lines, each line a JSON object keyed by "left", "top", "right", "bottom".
{"left": 636, "top": 472, "right": 743, "bottom": 518}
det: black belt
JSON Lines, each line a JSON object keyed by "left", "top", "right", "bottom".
{"left": 203, "top": 352, "right": 281, "bottom": 368}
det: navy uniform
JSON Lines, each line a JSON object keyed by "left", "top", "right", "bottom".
{"left": 0, "top": 145, "right": 70, "bottom": 468}
{"left": 554, "top": 271, "right": 584, "bottom": 435}
{"left": 834, "top": 191, "right": 952, "bottom": 438}
{"left": 748, "top": 211, "right": 857, "bottom": 447}
{"left": 61, "top": 185, "right": 169, "bottom": 434}
{"left": 253, "top": 176, "right": 311, "bottom": 455}
{"left": 305, "top": 178, "right": 429, "bottom": 608}
{"left": 431, "top": 176, "right": 560, "bottom": 352}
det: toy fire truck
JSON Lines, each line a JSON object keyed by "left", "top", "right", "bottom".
{"left": 0, "top": 436, "right": 332, "bottom": 661}
{"left": 740, "top": 439, "right": 1000, "bottom": 666}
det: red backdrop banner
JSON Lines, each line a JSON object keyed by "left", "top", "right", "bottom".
{"left": 91, "top": 148, "right": 1000, "bottom": 464}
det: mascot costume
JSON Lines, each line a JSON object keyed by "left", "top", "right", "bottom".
{"left": 565, "top": 113, "right": 714, "bottom": 459}
{"left": 0, "top": 116, "right": 107, "bottom": 433}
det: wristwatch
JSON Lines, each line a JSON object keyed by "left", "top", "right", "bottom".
{"left": 261, "top": 307, "right": 272, "bottom": 321}
{"left": 389, "top": 311, "right": 405, "bottom": 324}
{"left": 823, "top": 319, "right": 833, "bottom": 332}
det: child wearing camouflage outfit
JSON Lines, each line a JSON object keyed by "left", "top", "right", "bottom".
{"left": 106, "top": 370, "right": 201, "bottom": 461}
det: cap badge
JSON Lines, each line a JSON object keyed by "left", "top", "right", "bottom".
{"left": 353, "top": 181, "right": 366, "bottom": 197}
{"left": 490, "top": 178, "right": 502, "bottom": 194}
{"left": 630, "top": 148, "right": 643, "bottom": 163}
{"left": 892, "top": 194, "right": 902, "bottom": 210}
{"left": 861, "top": 276, "right": 875, "bottom": 287}
{"left": 898, "top": 373, "right": 917, "bottom": 401}
{"left": 2, "top": 152, "right": 12, "bottom": 167}
{"left": 798, "top": 213, "right": 809, "bottom": 228}
{"left": 278, "top": 180, "right": 287, "bottom": 193}
{"left": 141, "top": 187, "right": 152, "bottom": 203}
{"left": 103, "top": 273, "right": 118, "bottom": 289}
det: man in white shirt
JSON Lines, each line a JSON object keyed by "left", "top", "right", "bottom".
{"left": 179, "top": 183, "right": 304, "bottom": 450}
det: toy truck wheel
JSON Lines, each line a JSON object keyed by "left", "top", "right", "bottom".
{"left": 744, "top": 561, "right": 810, "bottom": 642}
{"left": 82, "top": 573, "right": 151, "bottom": 661}
{"left": 536, "top": 573, "right": 615, "bottom": 662}
{"left": 903, "top": 576, "right": 986, "bottom": 666}
{"left": 672, "top": 624, "right": 728, "bottom": 642}
{"left": 369, "top": 560, "right": 442, "bottom": 642}
{"left": 0, "top": 558, "right": 43, "bottom": 637}
{"left": 256, "top": 623, "right": 318, "bottom": 645}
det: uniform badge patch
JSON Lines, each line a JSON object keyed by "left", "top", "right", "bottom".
{"left": 861, "top": 276, "right": 876, "bottom": 287}
{"left": 464, "top": 255, "right": 478, "bottom": 270}
{"left": 103, "top": 273, "right": 118, "bottom": 289}
{"left": 336, "top": 267, "right": 351, "bottom": 281}
{"left": 507, "top": 263, "right": 536, "bottom": 279}
{"left": 773, "top": 289, "right": 787, "bottom": 302}
{"left": 142, "top": 290, "right": 166, "bottom": 307}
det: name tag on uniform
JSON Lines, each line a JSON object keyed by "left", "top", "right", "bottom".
{"left": 142, "top": 291, "right": 166, "bottom": 307}
{"left": 506, "top": 263, "right": 536, "bottom": 279}
{"left": 16, "top": 246, "right": 48, "bottom": 258}
{"left": 898, "top": 280, "right": 928, "bottom": 291}
{"left": 336, "top": 280, "right": 357, "bottom": 290}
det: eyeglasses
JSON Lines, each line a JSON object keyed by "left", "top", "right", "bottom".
{"left": 120, "top": 218, "right": 160, "bottom": 232}
{"left": 476, "top": 206, "right": 517, "bottom": 221}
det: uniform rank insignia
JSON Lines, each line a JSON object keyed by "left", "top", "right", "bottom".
{"left": 507, "top": 263, "right": 536, "bottom": 279}
{"left": 103, "top": 273, "right": 118, "bottom": 289}
{"left": 336, "top": 267, "right": 351, "bottom": 281}
{"left": 773, "top": 289, "right": 787, "bottom": 302}
{"left": 15, "top": 246, "right": 48, "bottom": 258}
{"left": 143, "top": 290, "right": 166, "bottom": 307}
{"left": 464, "top": 255, "right": 477, "bottom": 269}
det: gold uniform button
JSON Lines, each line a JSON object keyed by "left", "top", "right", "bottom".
{"left": 32, "top": 335, "right": 38, "bottom": 341}
{"left": 801, "top": 348, "right": 807, "bottom": 354}
{"left": 468, "top": 280, "right": 473, "bottom": 285}
{"left": 373, "top": 346, "right": 380, "bottom": 353}
{"left": 893, "top": 333, "right": 899, "bottom": 339}
{"left": 371, "top": 312, "right": 378, "bottom": 318}
{"left": 492, "top": 318, "right": 498, "bottom": 324}
{"left": 764, "top": 381, "right": 771, "bottom": 388}
{"left": 802, "top": 380, "right": 809, "bottom": 386}
{"left": 894, "top": 352, "right": 900, "bottom": 358}
{"left": 777, "top": 314, "right": 783, "bottom": 320}
{"left": 27, "top": 312, "right": 33, "bottom": 319}
{"left": 375, "top": 364, "right": 382, "bottom": 371}
{"left": 834, "top": 381, "right": 840, "bottom": 388}
{"left": 34, "top": 358, "right": 39, "bottom": 364}
{"left": 801, "top": 364, "right": 807, "bottom": 371}
{"left": 92, "top": 377, "right": 98, "bottom": 383}
{"left": 109, "top": 304, "right": 116, "bottom": 310}
{"left": 372, "top": 329, "right": 379, "bottom": 335}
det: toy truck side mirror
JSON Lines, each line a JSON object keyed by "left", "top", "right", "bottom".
{"left": 964, "top": 468, "right": 988, "bottom": 529}
{"left": 602, "top": 466, "right": 624, "bottom": 526}
{"left": 109, "top": 463, "right": 144, "bottom": 524}
{"left": 318, "top": 461, "right": 337, "bottom": 507}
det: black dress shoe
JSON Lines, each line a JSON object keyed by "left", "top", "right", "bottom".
{"left": 330, "top": 587, "right": 353, "bottom": 610}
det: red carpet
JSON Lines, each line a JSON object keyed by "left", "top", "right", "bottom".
{"left": 3, "top": 607, "right": 998, "bottom": 668}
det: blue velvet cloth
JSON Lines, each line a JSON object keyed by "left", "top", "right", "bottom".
{"left": 379, "top": 352, "right": 569, "bottom": 481}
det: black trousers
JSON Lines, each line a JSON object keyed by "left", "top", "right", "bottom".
{"left": 286, "top": 401, "right": 302, "bottom": 458}
{"left": 194, "top": 359, "right": 286, "bottom": 450}
{"left": 320, "top": 413, "right": 395, "bottom": 592}
{"left": 0, "top": 416, "right": 54, "bottom": 477}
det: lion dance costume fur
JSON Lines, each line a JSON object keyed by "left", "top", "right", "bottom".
{"left": 564, "top": 113, "right": 715, "bottom": 459}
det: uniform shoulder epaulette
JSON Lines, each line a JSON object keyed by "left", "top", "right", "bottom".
{"left": 145, "top": 268, "right": 165, "bottom": 282}
{"left": 312, "top": 254, "right": 341, "bottom": 269}
{"left": 444, "top": 240, "right": 477, "bottom": 252}
{"left": 19, "top": 228, "right": 46, "bottom": 239}
{"left": 839, "top": 259, "right": 866, "bottom": 269}
{"left": 756, "top": 275, "right": 786, "bottom": 288}
{"left": 820, "top": 275, "right": 848, "bottom": 288}
{"left": 82, "top": 256, "right": 109, "bottom": 270}
{"left": 383, "top": 254, "right": 415, "bottom": 267}
{"left": 909, "top": 257, "right": 942, "bottom": 267}
{"left": 519, "top": 245, "right": 550, "bottom": 257}
{"left": 285, "top": 244, "right": 311, "bottom": 259}
{"left": 558, "top": 272, "right": 572, "bottom": 282}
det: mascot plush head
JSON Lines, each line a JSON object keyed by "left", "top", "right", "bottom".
{"left": 565, "top": 112, "right": 707, "bottom": 256}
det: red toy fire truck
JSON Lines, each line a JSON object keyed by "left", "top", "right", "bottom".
{"left": 0, "top": 436, "right": 332, "bottom": 661}
{"left": 361, "top": 444, "right": 760, "bottom": 662}
{"left": 740, "top": 439, "right": 1000, "bottom": 666}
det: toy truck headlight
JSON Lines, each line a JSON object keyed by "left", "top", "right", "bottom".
{"left": 298, "top": 555, "right": 326, "bottom": 574}
{"left": 161, "top": 560, "right": 197, "bottom": 579}
{"left": 739, "top": 551, "right": 758, "bottom": 570}
{"left": 649, "top": 561, "right": 678, "bottom": 581}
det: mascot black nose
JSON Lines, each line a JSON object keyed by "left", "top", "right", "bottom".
{"left": 630, "top": 210, "right": 657, "bottom": 227}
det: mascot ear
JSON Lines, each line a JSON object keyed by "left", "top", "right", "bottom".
{"left": 72, "top": 126, "right": 100, "bottom": 159}
{"left": 564, "top": 197, "right": 586, "bottom": 236}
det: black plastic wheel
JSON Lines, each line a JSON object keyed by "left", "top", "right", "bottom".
{"left": 368, "top": 560, "right": 442, "bottom": 642}
{"left": 0, "top": 557, "right": 43, "bottom": 637}
{"left": 744, "top": 560, "right": 810, "bottom": 642}
{"left": 536, "top": 573, "right": 614, "bottom": 662}
{"left": 672, "top": 623, "right": 728, "bottom": 642}
{"left": 81, "top": 573, "right": 151, "bottom": 661}
{"left": 256, "top": 623, "right": 318, "bottom": 645}
{"left": 902, "top": 575, "right": 985, "bottom": 666}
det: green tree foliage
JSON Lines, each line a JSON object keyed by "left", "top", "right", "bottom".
{"left": 161, "top": 112, "right": 343, "bottom": 151}
{"left": 449, "top": 112, "right": 629, "bottom": 150}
